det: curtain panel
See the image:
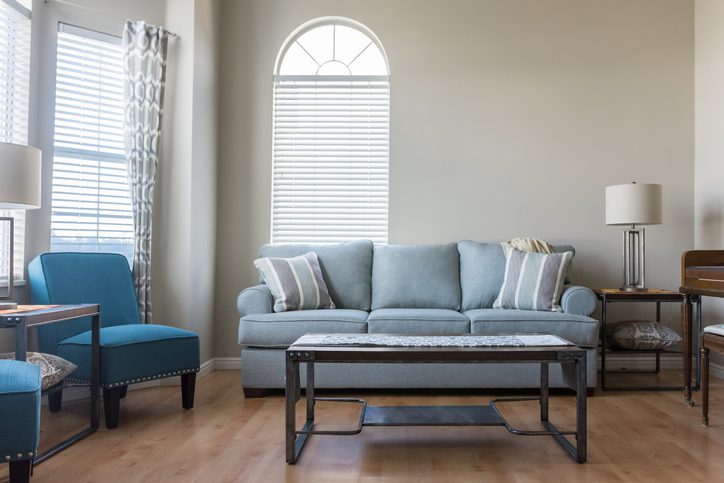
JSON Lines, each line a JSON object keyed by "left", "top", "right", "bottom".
{"left": 123, "top": 20, "right": 168, "bottom": 324}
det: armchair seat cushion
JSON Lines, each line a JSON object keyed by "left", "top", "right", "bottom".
{"left": 367, "top": 309, "right": 470, "bottom": 334}
{"left": 239, "top": 309, "right": 368, "bottom": 348}
{"left": 465, "top": 309, "right": 599, "bottom": 348}
{"left": 57, "top": 324, "right": 200, "bottom": 388}
{"left": 0, "top": 360, "right": 41, "bottom": 461}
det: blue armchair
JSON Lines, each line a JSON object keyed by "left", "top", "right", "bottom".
{"left": 28, "top": 252, "right": 200, "bottom": 429}
{"left": 0, "top": 359, "right": 40, "bottom": 483}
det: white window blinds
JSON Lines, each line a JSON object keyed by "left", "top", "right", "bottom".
{"left": 0, "top": 0, "right": 31, "bottom": 283}
{"left": 272, "top": 78, "right": 389, "bottom": 243}
{"left": 272, "top": 20, "right": 390, "bottom": 244}
{"left": 50, "top": 24, "right": 133, "bottom": 261}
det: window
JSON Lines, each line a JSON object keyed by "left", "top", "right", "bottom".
{"left": 50, "top": 23, "right": 133, "bottom": 261}
{"left": 272, "top": 18, "right": 390, "bottom": 244}
{"left": 0, "top": 0, "right": 31, "bottom": 283}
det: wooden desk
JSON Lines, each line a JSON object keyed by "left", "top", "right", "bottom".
{"left": 680, "top": 250, "right": 724, "bottom": 417}
{"left": 0, "top": 304, "right": 100, "bottom": 464}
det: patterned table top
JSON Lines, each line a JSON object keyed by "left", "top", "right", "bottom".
{"left": 292, "top": 334, "right": 574, "bottom": 348}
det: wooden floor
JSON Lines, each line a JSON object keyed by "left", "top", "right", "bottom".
{"left": 3, "top": 369, "right": 724, "bottom": 483}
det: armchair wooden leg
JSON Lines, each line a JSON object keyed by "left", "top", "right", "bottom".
{"left": 103, "top": 387, "right": 123, "bottom": 429}
{"left": 9, "top": 458, "right": 32, "bottom": 483}
{"left": 119, "top": 385, "right": 128, "bottom": 399}
{"left": 181, "top": 373, "right": 196, "bottom": 410}
{"left": 48, "top": 388, "right": 63, "bottom": 413}
{"left": 702, "top": 341, "right": 710, "bottom": 426}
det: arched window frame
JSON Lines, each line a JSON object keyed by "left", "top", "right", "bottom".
{"left": 271, "top": 17, "right": 390, "bottom": 244}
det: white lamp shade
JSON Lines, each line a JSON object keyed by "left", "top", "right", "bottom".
{"left": 605, "top": 183, "right": 662, "bottom": 226}
{"left": 0, "top": 142, "right": 41, "bottom": 209}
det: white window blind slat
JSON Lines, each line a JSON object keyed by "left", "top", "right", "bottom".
{"left": 271, "top": 78, "right": 389, "bottom": 244}
{"left": 0, "top": 0, "right": 30, "bottom": 284}
{"left": 49, "top": 25, "right": 133, "bottom": 261}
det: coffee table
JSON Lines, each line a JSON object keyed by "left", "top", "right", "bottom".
{"left": 285, "top": 333, "right": 587, "bottom": 464}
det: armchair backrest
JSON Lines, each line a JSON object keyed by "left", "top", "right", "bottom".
{"left": 28, "top": 252, "right": 141, "bottom": 353}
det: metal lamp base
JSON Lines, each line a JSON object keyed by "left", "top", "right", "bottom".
{"left": 621, "top": 226, "right": 646, "bottom": 291}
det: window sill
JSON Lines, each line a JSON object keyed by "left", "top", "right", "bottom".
{"left": 0, "top": 280, "right": 26, "bottom": 289}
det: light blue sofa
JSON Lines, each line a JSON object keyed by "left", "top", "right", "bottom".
{"left": 237, "top": 240, "right": 599, "bottom": 397}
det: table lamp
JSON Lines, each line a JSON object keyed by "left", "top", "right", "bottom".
{"left": 605, "top": 182, "right": 662, "bottom": 292}
{"left": 0, "top": 142, "right": 41, "bottom": 309}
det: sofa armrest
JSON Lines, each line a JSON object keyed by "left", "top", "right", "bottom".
{"left": 560, "top": 285, "right": 597, "bottom": 317}
{"left": 237, "top": 285, "right": 273, "bottom": 317}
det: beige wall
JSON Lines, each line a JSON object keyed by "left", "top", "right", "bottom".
{"left": 214, "top": 0, "right": 695, "bottom": 357}
{"left": 155, "top": 0, "right": 219, "bottom": 363}
{"left": 695, "top": 0, "right": 724, "bottom": 321}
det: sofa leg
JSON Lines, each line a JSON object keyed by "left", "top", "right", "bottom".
{"left": 103, "top": 387, "right": 123, "bottom": 429}
{"left": 48, "top": 388, "right": 63, "bottom": 413}
{"left": 119, "top": 385, "right": 128, "bottom": 399}
{"left": 9, "top": 458, "right": 32, "bottom": 483}
{"left": 243, "top": 387, "right": 275, "bottom": 398}
{"left": 181, "top": 373, "right": 196, "bottom": 409}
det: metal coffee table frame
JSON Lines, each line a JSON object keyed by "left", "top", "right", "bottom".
{"left": 285, "top": 335, "right": 587, "bottom": 464}
{"left": 0, "top": 304, "right": 100, "bottom": 464}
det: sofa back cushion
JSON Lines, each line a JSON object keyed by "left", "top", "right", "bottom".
{"left": 458, "top": 241, "right": 575, "bottom": 311}
{"left": 371, "top": 243, "right": 461, "bottom": 310}
{"left": 258, "top": 240, "right": 373, "bottom": 310}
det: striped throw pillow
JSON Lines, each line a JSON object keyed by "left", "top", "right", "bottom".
{"left": 254, "top": 251, "right": 335, "bottom": 312}
{"left": 493, "top": 247, "right": 573, "bottom": 312}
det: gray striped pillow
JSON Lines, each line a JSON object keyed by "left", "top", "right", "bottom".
{"left": 493, "top": 247, "right": 573, "bottom": 312}
{"left": 254, "top": 251, "right": 336, "bottom": 312}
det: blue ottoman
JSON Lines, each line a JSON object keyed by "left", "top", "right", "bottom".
{"left": 0, "top": 359, "right": 41, "bottom": 483}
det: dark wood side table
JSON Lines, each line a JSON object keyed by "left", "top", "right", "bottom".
{"left": 594, "top": 289, "right": 698, "bottom": 405}
{"left": 0, "top": 304, "right": 100, "bottom": 464}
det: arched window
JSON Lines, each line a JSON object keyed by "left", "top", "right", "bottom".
{"left": 272, "top": 18, "right": 389, "bottom": 244}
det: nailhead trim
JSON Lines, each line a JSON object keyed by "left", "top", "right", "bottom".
{"left": 69, "top": 367, "right": 200, "bottom": 388}
{"left": 3, "top": 451, "right": 34, "bottom": 461}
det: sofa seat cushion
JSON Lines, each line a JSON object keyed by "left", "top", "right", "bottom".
{"left": 465, "top": 309, "right": 598, "bottom": 348}
{"left": 58, "top": 324, "right": 200, "bottom": 388}
{"left": 0, "top": 360, "right": 41, "bottom": 461}
{"left": 239, "top": 309, "right": 368, "bottom": 348}
{"left": 372, "top": 243, "right": 461, "bottom": 310}
{"left": 367, "top": 309, "right": 470, "bottom": 334}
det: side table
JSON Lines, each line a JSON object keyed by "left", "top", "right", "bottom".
{"left": 0, "top": 304, "right": 100, "bottom": 464}
{"left": 594, "top": 289, "right": 699, "bottom": 405}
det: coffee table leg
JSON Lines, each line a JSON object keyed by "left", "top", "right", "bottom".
{"left": 285, "top": 355, "right": 299, "bottom": 464}
{"left": 540, "top": 362, "right": 549, "bottom": 422}
{"left": 576, "top": 355, "right": 587, "bottom": 463}
{"left": 307, "top": 362, "right": 315, "bottom": 421}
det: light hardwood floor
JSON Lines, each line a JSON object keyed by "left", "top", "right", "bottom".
{"left": 3, "top": 370, "right": 724, "bottom": 483}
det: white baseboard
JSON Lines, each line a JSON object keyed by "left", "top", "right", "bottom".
{"left": 214, "top": 357, "right": 241, "bottom": 370}
{"left": 603, "top": 353, "right": 681, "bottom": 371}
{"left": 603, "top": 353, "right": 724, "bottom": 380}
{"left": 710, "top": 361, "right": 724, "bottom": 380}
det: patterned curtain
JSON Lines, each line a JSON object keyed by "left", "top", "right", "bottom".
{"left": 123, "top": 21, "right": 169, "bottom": 323}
